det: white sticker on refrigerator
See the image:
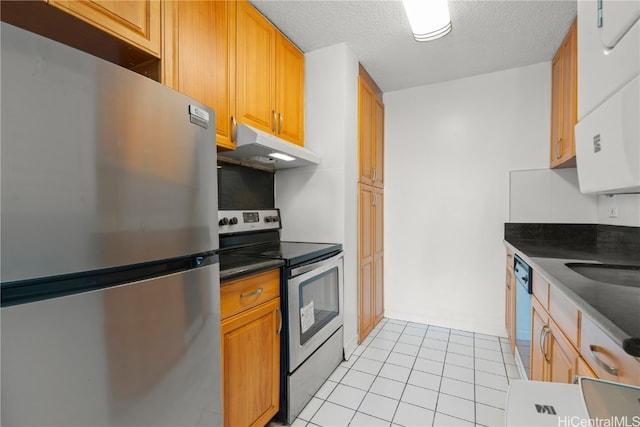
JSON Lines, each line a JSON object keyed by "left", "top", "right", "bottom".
{"left": 300, "top": 301, "right": 315, "bottom": 334}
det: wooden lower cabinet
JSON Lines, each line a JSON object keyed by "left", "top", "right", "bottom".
{"left": 531, "top": 296, "right": 580, "bottom": 383}
{"left": 220, "top": 270, "right": 281, "bottom": 427}
{"left": 358, "top": 184, "right": 384, "bottom": 342}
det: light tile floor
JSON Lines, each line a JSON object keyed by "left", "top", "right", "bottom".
{"left": 292, "top": 318, "right": 521, "bottom": 427}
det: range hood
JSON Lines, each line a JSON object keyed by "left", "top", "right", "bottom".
{"left": 217, "top": 124, "right": 320, "bottom": 170}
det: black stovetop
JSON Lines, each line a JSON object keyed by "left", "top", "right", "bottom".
{"left": 231, "top": 241, "right": 342, "bottom": 267}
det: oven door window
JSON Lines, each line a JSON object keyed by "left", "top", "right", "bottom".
{"left": 298, "top": 267, "right": 339, "bottom": 345}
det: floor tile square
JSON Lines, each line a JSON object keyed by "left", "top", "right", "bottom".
{"left": 352, "top": 344, "right": 366, "bottom": 356}
{"left": 362, "top": 335, "right": 375, "bottom": 347}
{"left": 446, "top": 342, "right": 474, "bottom": 357}
{"left": 341, "top": 356, "right": 357, "bottom": 369}
{"left": 289, "top": 417, "right": 308, "bottom": 427}
{"left": 413, "top": 357, "right": 444, "bottom": 376}
{"left": 425, "top": 329, "right": 449, "bottom": 342}
{"left": 310, "top": 401, "right": 355, "bottom": 426}
{"left": 475, "top": 371, "right": 508, "bottom": 391}
{"left": 370, "top": 376, "right": 406, "bottom": 400}
{"left": 475, "top": 384, "right": 507, "bottom": 409}
{"left": 448, "top": 334, "right": 473, "bottom": 347}
{"left": 475, "top": 358, "right": 507, "bottom": 376}
{"left": 341, "top": 370, "right": 376, "bottom": 391}
{"left": 393, "top": 342, "right": 420, "bottom": 357}
{"left": 398, "top": 334, "right": 423, "bottom": 346}
{"left": 359, "top": 393, "right": 399, "bottom": 422}
{"left": 387, "top": 319, "right": 408, "bottom": 326}
{"left": 400, "top": 384, "right": 438, "bottom": 410}
{"left": 475, "top": 347, "right": 503, "bottom": 362}
{"left": 435, "top": 393, "right": 474, "bottom": 422}
{"left": 439, "top": 377, "right": 474, "bottom": 401}
{"left": 403, "top": 326, "right": 427, "bottom": 337}
{"left": 376, "top": 330, "right": 401, "bottom": 342}
{"left": 500, "top": 341, "right": 513, "bottom": 354}
{"left": 393, "top": 402, "right": 434, "bottom": 427}
{"left": 475, "top": 339, "right": 502, "bottom": 352}
{"left": 442, "top": 364, "right": 474, "bottom": 383}
{"left": 328, "top": 366, "right": 348, "bottom": 382}
{"left": 476, "top": 402, "right": 505, "bottom": 426}
{"left": 349, "top": 412, "right": 390, "bottom": 427}
{"left": 449, "top": 329, "right": 473, "bottom": 337}
{"left": 362, "top": 346, "right": 392, "bottom": 362}
{"left": 407, "top": 322, "right": 429, "bottom": 330}
{"left": 505, "top": 363, "right": 520, "bottom": 379}
{"left": 386, "top": 352, "right": 416, "bottom": 369}
{"left": 428, "top": 325, "right": 450, "bottom": 332}
{"left": 433, "top": 412, "right": 474, "bottom": 426}
{"left": 474, "top": 333, "right": 500, "bottom": 342}
{"left": 383, "top": 323, "right": 405, "bottom": 333}
{"left": 502, "top": 352, "right": 517, "bottom": 366}
{"left": 298, "top": 397, "right": 323, "bottom": 421}
{"left": 407, "top": 370, "right": 441, "bottom": 391}
{"left": 421, "top": 338, "right": 448, "bottom": 352}
{"left": 327, "top": 384, "right": 366, "bottom": 410}
{"left": 444, "top": 352, "right": 474, "bottom": 369}
{"left": 352, "top": 357, "right": 384, "bottom": 375}
{"left": 417, "top": 347, "right": 446, "bottom": 362}
{"left": 314, "top": 380, "right": 338, "bottom": 399}
{"left": 379, "top": 363, "right": 411, "bottom": 383}
{"left": 371, "top": 337, "right": 398, "bottom": 351}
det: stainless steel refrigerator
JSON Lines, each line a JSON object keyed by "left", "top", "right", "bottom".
{"left": 1, "top": 23, "right": 222, "bottom": 426}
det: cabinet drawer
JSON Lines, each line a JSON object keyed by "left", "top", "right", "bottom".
{"left": 580, "top": 315, "right": 640, "bottom": 385}
{"left": 220, "top": 269, "right": 280, "bottom": 320}
{"left": 532, "top": 270, "right": 549, "bottom": 310}
{"left": 549, "top": 287, "right": 580, "bottom": 348}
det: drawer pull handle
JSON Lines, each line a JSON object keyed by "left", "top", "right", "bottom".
{"left": 541, "top": 326, "right": 551, "bottom": 363}
{"left": 276, "top": 307, "right": 282, "bottom": 336}
{"left": 589, "top": 345, "right": 619, "bottom": 376}
{"left": 240, "top": 288, "right": 264, "bottom": 299}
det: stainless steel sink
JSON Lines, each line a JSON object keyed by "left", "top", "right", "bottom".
{"left": 565, "top": 263, "right": 640, "bottom": 288}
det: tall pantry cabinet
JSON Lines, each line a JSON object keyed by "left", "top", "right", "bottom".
{"left": 358, "top": 65, "right": 385, "bottom": 343}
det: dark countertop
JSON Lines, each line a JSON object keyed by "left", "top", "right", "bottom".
{"left": 504, "top": 223, "right": 640, "bottom": 348}
{"left": 219, "top": 253, "right": 283, "bottom": 284}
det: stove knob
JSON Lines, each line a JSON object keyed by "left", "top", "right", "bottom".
{"left": 272, "top": 216, "right": 279, "bottom": 223}
{"left": 218, "top": 217, "right": 229, "bottom": 226}
{"left": 265, "top": 216, "right": 272, "bottom": 223}
{"left": 229, "top": 217, "right": 238, "bottom": 225}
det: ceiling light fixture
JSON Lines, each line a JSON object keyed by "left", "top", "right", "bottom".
{"left": 269, "top": 152, "right": 295, "bottom": 162}
{"left": 402, "top": 0, "right": 452, "bottom": 42}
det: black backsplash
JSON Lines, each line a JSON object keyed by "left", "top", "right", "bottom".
{"left": 217, "top": 161, "right": 275, "bottom": 209}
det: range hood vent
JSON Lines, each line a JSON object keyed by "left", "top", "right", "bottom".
{"left": 217, "top": 124, "right": 320, "bottom": 170}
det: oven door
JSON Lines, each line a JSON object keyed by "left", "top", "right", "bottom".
{"left": 287, "top": 252, "right": 344, "bottom": 372}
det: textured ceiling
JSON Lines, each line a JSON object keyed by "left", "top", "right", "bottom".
{"left": 250, "top": 0, "right": 577, "bottom": 92}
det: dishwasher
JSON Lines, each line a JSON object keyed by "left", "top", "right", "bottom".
{"left": 514, "top": 254, "right": 533, "bottom": 379}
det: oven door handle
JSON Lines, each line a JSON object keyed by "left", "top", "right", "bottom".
{"left": 289, "top": 253, "right": 342, "bottom": 278}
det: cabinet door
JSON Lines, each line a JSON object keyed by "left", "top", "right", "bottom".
{"left": 560, "top": 20, "right": 577, "bottom": 164}
{"left": 505, "top": 269, "right": 516, "bottom": 352}
{"left": 358, "top": 77, "right": 374, "bottom": 185}
{"left": 373, "top": 97, "right": 384, "bottom": 187}
{"left": 236, "top": 0, "right": 276, "bottom": 135}
{"left": 531, "top": 298, "right": 549, "bottom": 381}
{"left": 49, "top": 0, "right": 160, "bottom": 57}
{"left": 549, "top": 319, "right": 579, "bottom": 384}
{"left": 221, "top": 298, "right": 280, "bottom": 427}
{"left": 276, "top": 33, "right": 305, "bottom": 146}
{"left": 550, "top": 49, "right": 564, "bottom": 166}
{"left": 358, "top": 185, "right": 374, "bottom": 342}
{"left": 373, "top": 188, "right": 384, "bottom": 324}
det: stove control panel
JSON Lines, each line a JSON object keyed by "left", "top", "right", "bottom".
{"left": 218, "top": 209, "right": 281, "bottom": 234}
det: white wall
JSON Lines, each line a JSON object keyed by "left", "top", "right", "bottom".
{"left": 597, "top": 194, "right": 640, "bottom": 226}
{"left": 384, "top": 63, "right": 551, "bottom": 336}
{"left": 275, "top": 43, "right": 360, "bottom": 357}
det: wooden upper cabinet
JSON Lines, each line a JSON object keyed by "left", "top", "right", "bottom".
{"left": 162, "top": 1, "right": 236, "bottom": 150}
{"left": 236, "top": 0, "right": 276, "bottom": 135}
{"left": 358, "top": 66, "right": 384, "bottom": 187}
{"left": 49, "top": 0, "right": 160, "bottom": 57}
{"left": 236, "top": 0, "right": 305, "bottom": 146}
{"left": 276, "top": 33, "right": 305, "bottom": 146}
{"left": 550, "top": 19, "right": 577, "bottom": 168}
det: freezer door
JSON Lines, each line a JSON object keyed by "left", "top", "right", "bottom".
{"left": 1, "top": 263, "right": 222, "bottom": 426}
{"left": 1, "top": 23, "right": 218, "bottom": 283}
